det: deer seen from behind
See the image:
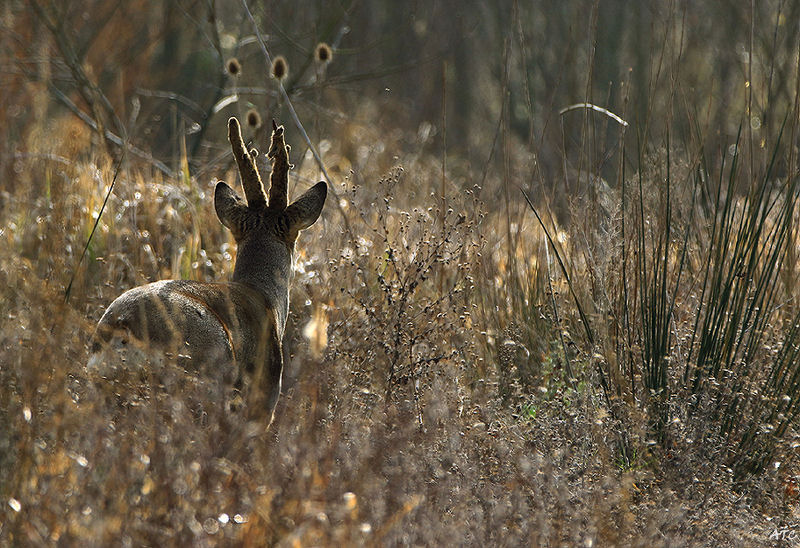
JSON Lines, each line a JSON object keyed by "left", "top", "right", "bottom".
{"left": 88, "top": 117, "right": 327, "bottom": 425}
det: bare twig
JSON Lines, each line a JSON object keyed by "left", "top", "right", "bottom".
{"left": 559, "top": 102, "right": 629, "bottom": 127}
{"left": 240, "top": 0, "right": 358, "bottom": 246}
{"left": 30, "top": 0, "right": 125, "bottom": 150}
{"left": 240, "top": 0, "right": 337, "bottom": 196}
{"left": 49, "top": 85, "right": 173, "bottom": 177}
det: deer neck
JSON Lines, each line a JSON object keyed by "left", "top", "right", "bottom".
{"left": 231, "top": 237, "right": 293, "bottom": 332}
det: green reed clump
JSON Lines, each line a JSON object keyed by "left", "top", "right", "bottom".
{"left": 599, "top": 123, "right": 800, "bottom": 484}
{"left": 683, "top": 130, "right": 799, "bottom": 480}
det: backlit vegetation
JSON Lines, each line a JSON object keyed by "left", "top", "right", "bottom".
{"left": 3, "top": 1, "right": 800, "bottom": 545}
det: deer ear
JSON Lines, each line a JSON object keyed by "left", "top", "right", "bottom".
{"left": 214, "top": 181, "right": 247, "bottom": 238}
{"left": 285, "top": 181, "right": 327, "bottom": 233}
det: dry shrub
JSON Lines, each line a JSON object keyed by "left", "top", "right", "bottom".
{"left": 0, "top": 137, "right": 665, "bottom": 546}
{"left": 0, "top": 88, "right": 790, "bottom": 548}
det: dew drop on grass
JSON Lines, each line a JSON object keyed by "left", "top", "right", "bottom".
{"left": 218, "top": 513, "right": 229, "bottom": 524}
{"left": 233, "top": 514, "right": 247, "bottom": 524}
{"left": 23, "top": 407, "right": 31, "bottom": 422}
{"left": 173, "top": 478, "right": 188, "bottom": 495}
{"left": 8, "top": 498, "right": 21, "bottom": 512}
{"left": 202, "top": 517, "right": 219, "bottom": 534}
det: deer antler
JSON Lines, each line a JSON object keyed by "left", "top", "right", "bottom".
{"left": 267, "top": 120, "right": 290, "bottom": 211}
{"left": 228, "top": 117, "right": 267, "bottom": 209}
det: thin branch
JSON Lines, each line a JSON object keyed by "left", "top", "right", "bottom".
{"left": 559, "top": 102, "right": 629, "bottom": 127}
{"left": 134, "top": 88, "right": 206, "bottom": 118}
{"left": 241, "top": 0, "right": 358, "bottom": 245}
{"left": 49, "top": 85, "right": 174, "bottom": 177}
{"left": 30, "top": 0, "right": 125, "bottom": 148}
{"left": 240, "top": 0, "right": 336, "bottom": 194}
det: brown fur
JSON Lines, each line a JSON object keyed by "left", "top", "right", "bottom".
{"left": 89, "top": 118, "right": 327, "bottom": 426}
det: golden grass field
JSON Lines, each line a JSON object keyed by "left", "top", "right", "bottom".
{"left": 4, "top": 2, "right": 800, "bottom": 545}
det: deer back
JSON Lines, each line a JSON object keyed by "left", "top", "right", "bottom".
{"left": 88, "top": 117, "right": 326, "bottom": 424}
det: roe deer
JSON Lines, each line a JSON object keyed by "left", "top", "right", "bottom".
{"left": 88, "top": 117, "right": 327, "bottom": 424}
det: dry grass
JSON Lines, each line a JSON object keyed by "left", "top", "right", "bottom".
{"left": 1, "top": 106, "right": 795, "bottom": 546}
{"left": 4, "top": 2, "right": 800, "bottom": 544}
